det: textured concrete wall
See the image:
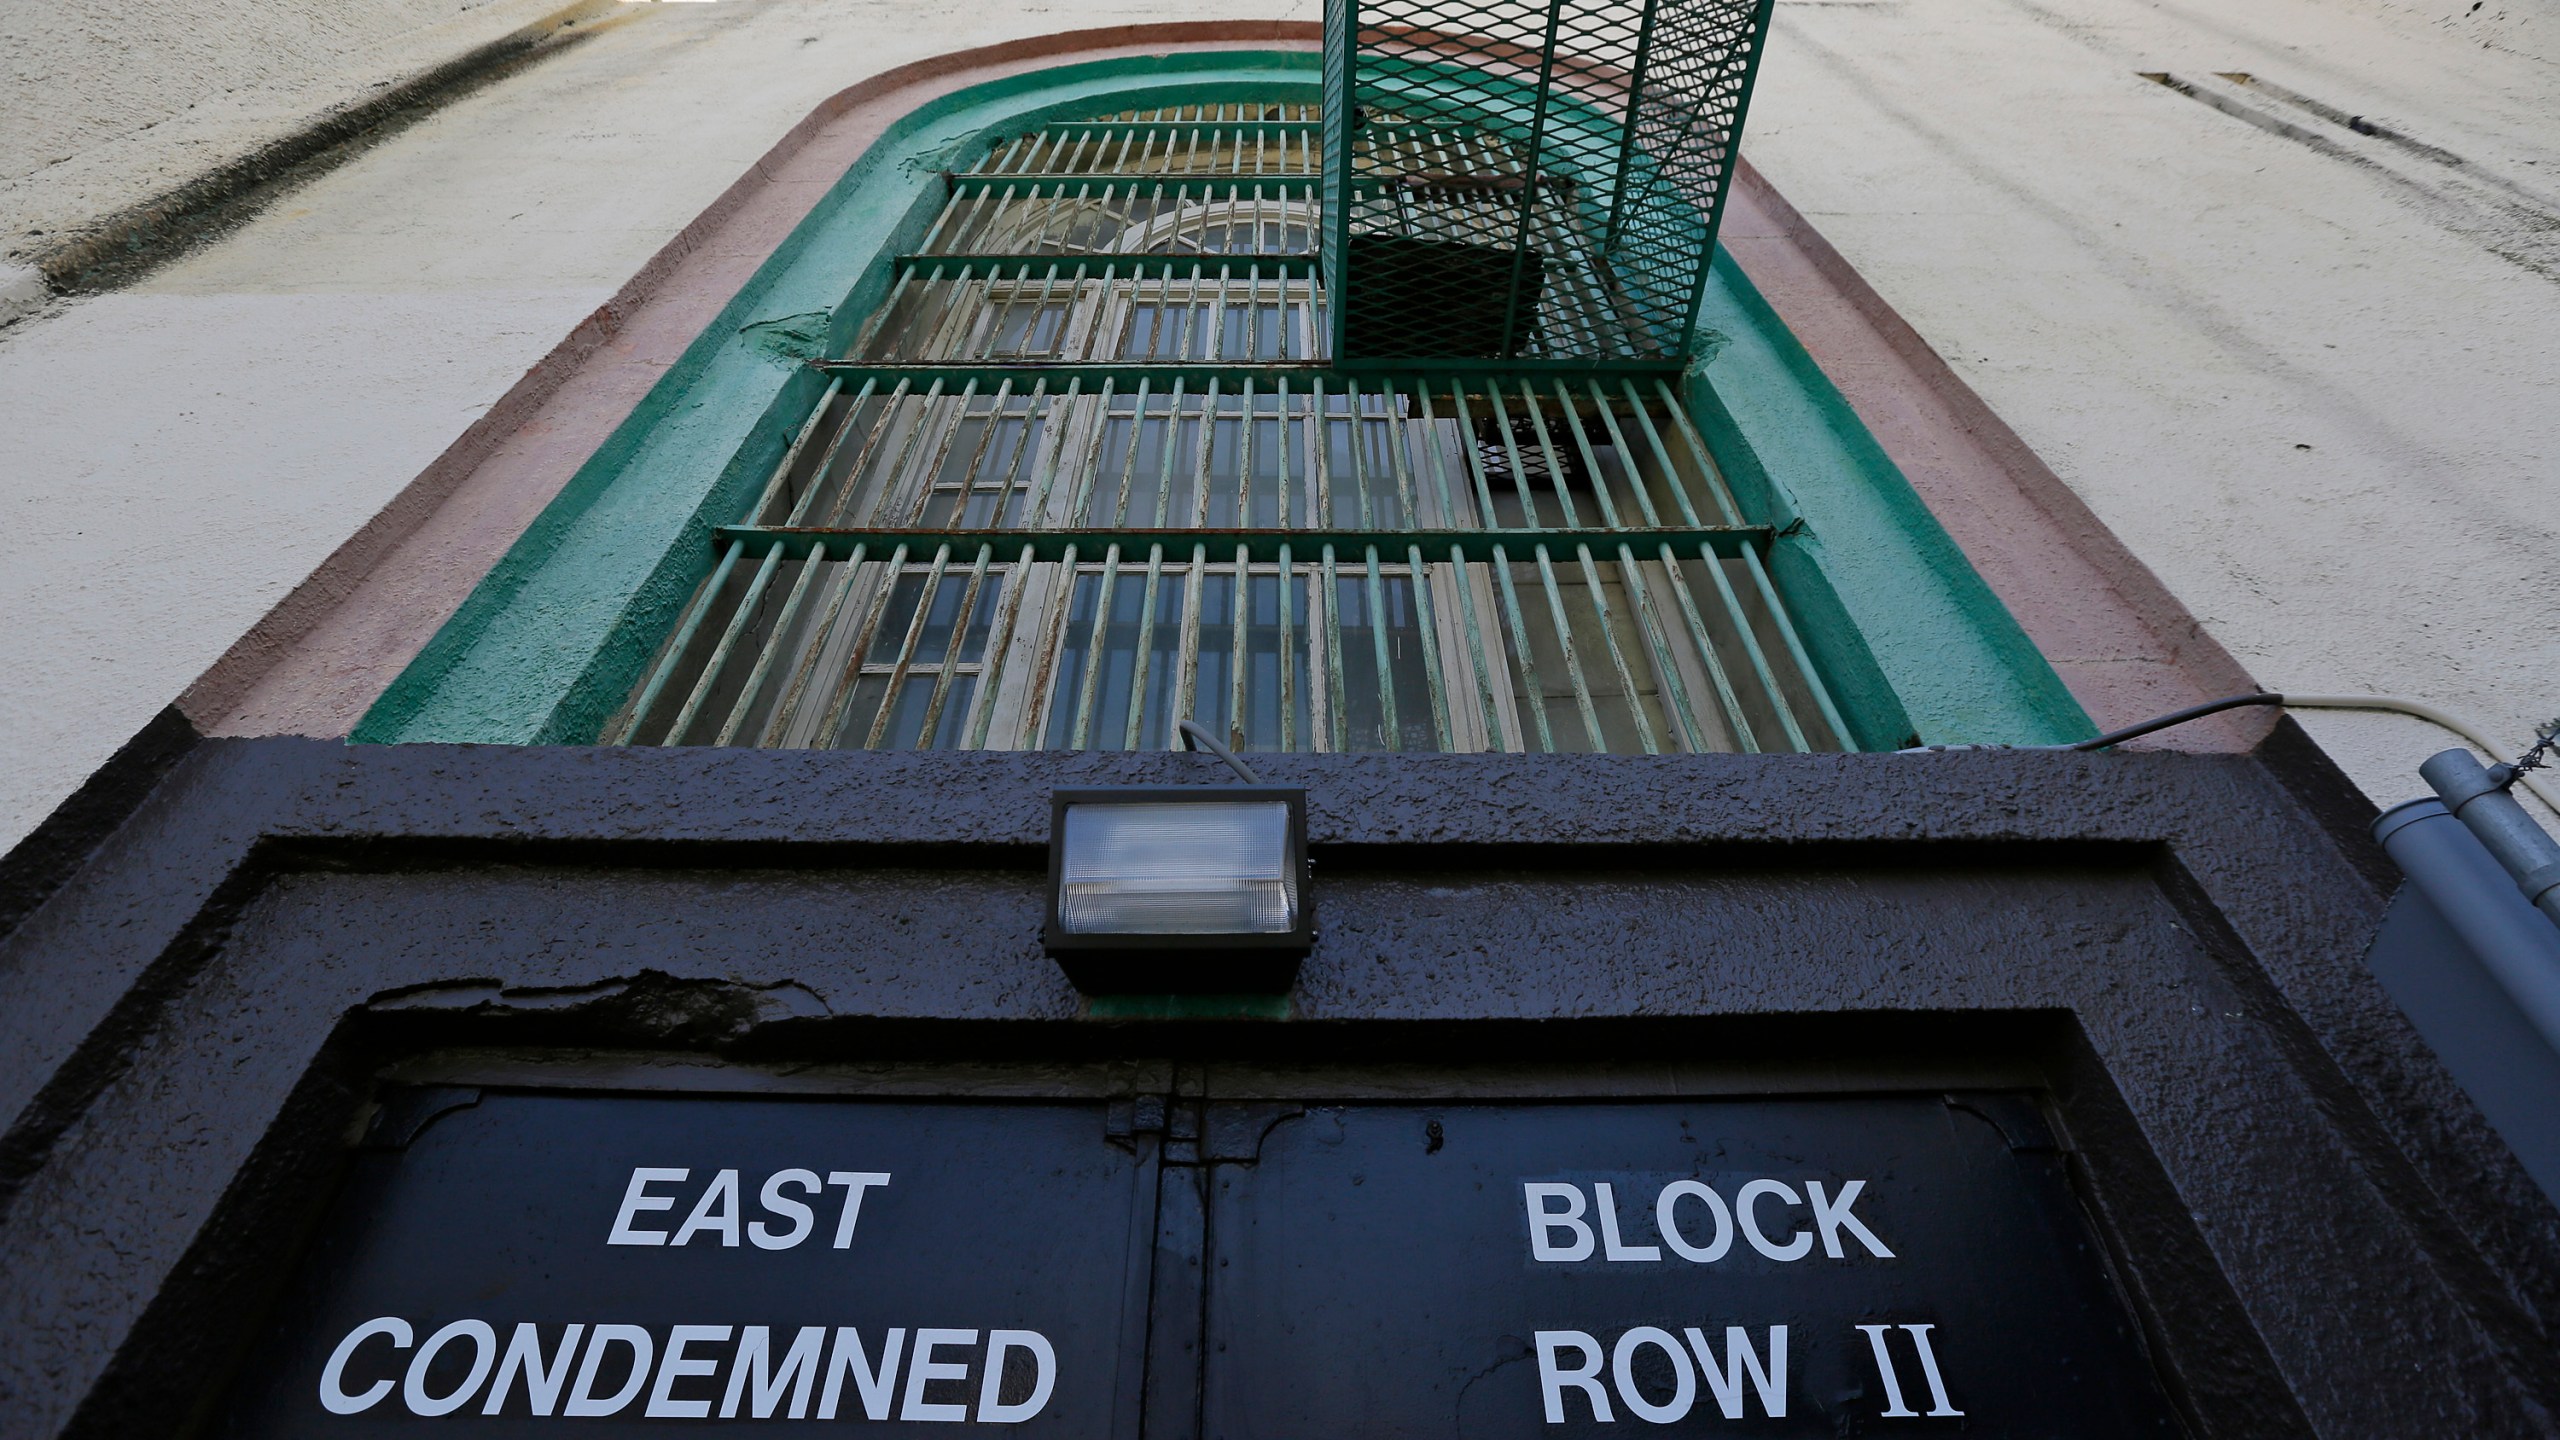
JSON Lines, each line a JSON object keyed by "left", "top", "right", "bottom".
{"left": 1736, "top": 0, "right": 2560, "bottom": 814}
{"left": 0, "top": 1, "right": 1312, "bottom": 851}
{"left": 2, "top": 742, "right": 2553, "bottom": 1436}
{"left": 0, "top": 0, "right": 581, "bottom": 255}
{"left": 0, "top": 0, "right": 2554, "bottom": 853}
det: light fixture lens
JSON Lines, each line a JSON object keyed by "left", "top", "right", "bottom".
{"left": 1057, "top": 801, "right": 1298, "bottom": 935}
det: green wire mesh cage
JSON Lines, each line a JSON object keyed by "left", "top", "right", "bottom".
{"left": 1321, "top": 0, "right": 1777, "bottom": 367}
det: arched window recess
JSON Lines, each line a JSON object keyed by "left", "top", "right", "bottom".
{"left": 603, "top": 100, "right": 1851, "bottom": 757}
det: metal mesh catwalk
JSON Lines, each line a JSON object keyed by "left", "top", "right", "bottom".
{"left": 1320, "top": 0, "right": 1776, "bottom": 365}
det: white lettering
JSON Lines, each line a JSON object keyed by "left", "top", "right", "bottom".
{"left": 902, "top": 1328, "right": 977, "bottom": 1422}
{"left": 1904, "top": 1324, "right": 1962, "bottom": 1417}
{"left": 319, "top": 1317, "right": 410, "bottom": 1415}
{"left": 1655, "top": 1181, "right": 1733, "bottom": 1263}
{"left": 564, "top": 1324, "right": 654, "bottom": 1416}
{"left": 483, "top": 1323, "right": 584, "bottom": 1416}
{"left": 977, "top": 1330, "right": 1058, "bottom": 1423}
{"left": 1736, "top": 1179, "right": 1812, "bottom": 1261}
{"left": 818, "top": 1328, "right": 906, "bottom": 1421}
{"left": 752, "top": 1169, "right": 823, "bottom": 1250}
{"left": 1684, "top": 1326, "right": 1787, "bottom": 1419}
{"left": 646, "top": 1324, "right": 731, "bottom": 1418}
{"left": 1804, "top": 1180, "right": 1893, "bottom": 1259}
{"left": 1594, "top": 1183, "right": 1661, "bottom": 1263}
{"left": 827, "top": 1171, "right": 892, "bottom": 1249}
{"left": 607, "top": 1168, "right": 688, "bottom": 1246}
{"left": 724, "top": 1326, "right": 826, "bottom": 1419}
{"left": 1857, "top": 1325, "right": 1916, "bottom": 1417}
{"left": 403, "top": 1319, "right": 497, "bottom": 1416}
{"left": 1609, "top": 1326, "right": 1694, "bottom": 1423}
{"left": 1524, "top": 1183, "right": 1595, "bottom": 1262}
{"left": 672, "top": 1170, "right": 742, "bottom": 1248}
{"left": 1534, "top": 1331, "right": 1614, "bottom": 1423}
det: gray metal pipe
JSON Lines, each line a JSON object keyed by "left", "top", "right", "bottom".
{"left": 2373, "top": 798, "right": 2560, "bottom": 1057}
{"left": 2420, "top": 748, "right": 2560, "bottom": 929}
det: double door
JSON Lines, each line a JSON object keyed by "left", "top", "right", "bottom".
{"left": 218, "top": 1076, "right": 2182, "bottom": 1437}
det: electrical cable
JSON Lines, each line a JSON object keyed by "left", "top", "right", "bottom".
{"left": 1177, "top": 718, "right": 1263, "bottom": 784}
{"left": 2067, "top": 692, "right": 2286, "bottom": 751}
{"left": 2047, "top": 690, "right": 2560, "bottom": 821}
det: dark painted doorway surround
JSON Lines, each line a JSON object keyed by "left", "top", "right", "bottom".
{"left": 218, "top": 1081, "right": 2179, "bottom": 1437}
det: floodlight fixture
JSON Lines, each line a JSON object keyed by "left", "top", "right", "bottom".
{"left": 1044, "top": 787, "right": 1313, "bottom": 994}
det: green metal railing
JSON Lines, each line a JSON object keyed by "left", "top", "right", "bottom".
{"left": 1321, "top": 0, "right": 1779, "bottom": 365}
{"left": 606, "top": 102, "right": 1847, "bottom": 756}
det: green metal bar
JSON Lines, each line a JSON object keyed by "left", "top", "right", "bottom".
{"left": 1586, "top": 381, "right": 1667, "bottom": 528}
{"left": 864, "top": 543, "right": 956, "bottom": 749}
{"left": 1362, "top": 545, "right": 1399, "bottom": 752}
{"left": 761, "top": 543, "right": 867, "bottom": 748}
{"left": 1027, "top": 119, "right": 1479, "bottom": 139}
{"left": 1612, "top": 541, "right": 1705, "bottom": 754}
{"left": 1120, "top": 378, "right": 1168, "bottom": 524}
{"left": 1518, "top": 379, "right": 1581, "bottom": 527}
{"left": 915, "top": 542, "right": 996, "bottom": 748}
{"left": 750, "top": 376, "right": 844, "bottom": 523}
{"left": 825, "top": 379, "right": 944, "bottom": 528}
{"left": 1531, "top": 543, "right": 1607, "bottom": 751}
{"left": 961, "top": 543, "right": 1037, "bottom": 749}
{"left": 1485, "top": 382, "right": 1540, "bottom": 527}
{"left": 1416, "top": 384, "right": 1461, "bottom": 526}
{"left": 716, "top": 540, "right": 829, "bottom": 746}
{"left": 715, "top": 525, "right": 1766, "bottom": 565}
{"left": 1405, "top": 542, "right": 1453, "bottom": 753}
{"left": 1017, "top": 378, "right": 1083, "bottom": 525}
{"left": 1572, "top": 542, "right": 1658, "bottom": 754}
{"left": 812, "top": 542, "right": 912, "bottom": 747}
{"left": 1310, "top": 376, "right": 1333, "bottom": 526}
{"left": 792, "top": 377, "right": 897, "bottom": 527}
{"left": 1346, "top": 378, "right": 1373, "bottom": 527}
{"left": 1187, "top": 378, "right": 1221, "bottom": 526}
{"left": 1069, "top": 544, "right": 1123, "bottom": 749}
{"left": 1553, "top": 380, "right": 1622, "bottom": 528}
{"left": 1228, "top": 544, "right": 1250, "bottom": 750}
{"left": 1671, "top": 0, "right": 1786, "bottom": 357}
{"left": 1125, "top": 543, "right": 1167, "bottom": 750}
{"left": 666, "top": 536, "right": 782, "bottom": 740}
{"left": 1446, "top": 546, "right": 1508, "bottom": 751}
{"left": 1497, "top": 0, "right": 1568, "bottom": 360}
{"left": 1320, "top": 543, "right": 1348, "bottom": 752}
{"left": 1601, "top": 0, "right": 1666, "bottom": 257}
{"left": 1740, "top": 545, "right": 1851, "bottom": 748}
{"left": 1489, "top": 544, "right": 1554, "bottom": 753}
{"left": 613, "top": 538, "right": 744, "bottom": 744}
{"left": 1622, "top": 378, "right": 1713, "bottom": 527}
{"left": 1277, "top": 542, "right": 1297, "bottom": 751}
{"left": 892, "top": 254, "right": 1321, "bottom": 281}
{"left": 1018, "top": 541, "right": 1079, "bottom": 749}
{"left": 1174, "top": 542, "right": 1208, "bottom": 741}
{"left": 1656, "top": 540, "right": 1758, "bottom": 753}
{"left": 949, "top": 174, "right": 1323, "bottom": 197}
{"left": 1694, "top": 543, "right": 1809, "bottom": 752}
{"left": 813, "top": 360, "right": 1686, "bottom": 389}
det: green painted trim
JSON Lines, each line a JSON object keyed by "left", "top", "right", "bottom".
{"left": 889, "top": 254, "right": 1318, "bottom": 280}
{"left": 357, "top": 53, "right": 1324, "bottom": 744}
{"left": 710, "top": 525, "right": 1771, "bottom": 565}
{"left": 808, "top": 361, "right": 1685, "bottom": 387}
{"left": 360, "top": 48, "right": 2089, "bottom": 751}
{"left": 1683, "top": 252, "right": 2095, "bottom": 747}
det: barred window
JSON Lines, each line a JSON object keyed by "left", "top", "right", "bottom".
{"left": 609, "top": 105, "right": 1847, "bottom": 755}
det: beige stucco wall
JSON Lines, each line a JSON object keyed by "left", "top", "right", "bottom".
{"left": 1737, "top": 0, "right": 2560, "bottom": 815}
{"left": 0, "top": 0, "right": 591, "bottom": 268}
{"left": 0, "top": 0, "right": 2554, "bottom": 851}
